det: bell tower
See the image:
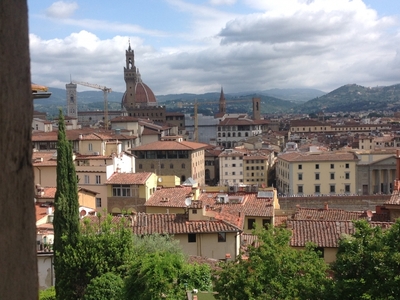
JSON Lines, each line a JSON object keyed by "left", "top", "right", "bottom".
{"left": 66, "top": 81, "right": 77, "bottom": 118}
{"left": 124, "top": 41, "right": 137, "bottom": 110}
{"left": 219, "top": 86, "right": 226, "bottom": 115}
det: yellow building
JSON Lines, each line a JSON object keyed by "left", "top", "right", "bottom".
{"left": 105, "top": 172, "right": 158, "bottom": 214}
{"left": 276, "top": 151, "right": 358, "bottom": 196}
{"left": 131, "top": 140, "right": 208, "bottom": 185}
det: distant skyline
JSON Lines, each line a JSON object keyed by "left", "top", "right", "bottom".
{"left": 28, "top": 0, "right": 400, "bottom": 95}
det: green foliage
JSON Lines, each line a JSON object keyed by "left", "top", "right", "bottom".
{"left": 179, "top": 263, "right": 213, "bottom": 292}
{"left": 39, "top": 287, "right": 56, "bottom": 300}
{"left": 56, "top": 215, "right": 134, "bottom": 299}
{"left": 53, "top": 109, "right": 81, "bottom": 300}
{"left": 213, "top": 226, "right": 330, "bottom": 300}
{"left": 82, "top": 273, "right": 124, "bottom": 300}
{"left": 124, "top": 251, "right": 186, "bottom": 300}
{"left": 132, "top": 233, "right": 183, "bottom": 257}
{"left": 332, "top": 219, "right": 400, "bottom": 300}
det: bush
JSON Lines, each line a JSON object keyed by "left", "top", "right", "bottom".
{"left": 82, "top": 272, "right": 124, "bottom": 300}
{"left": 39, "top": 286, "right": 55, "bottom": 300}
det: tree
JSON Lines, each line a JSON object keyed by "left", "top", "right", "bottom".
{"left": 53, "top": 109, "right": 80, "bottom": 299}
{"left": 125, "top": 234, "right": 213, "bottom": 299}
{"left": 214, "top": 226, "right": 330, "bottom": 300}
{"left": 56, "top": 215, "right": 135, "bottom": 299}
{"left": 0, "top": 1, "right": 38, "bottom": 299}
{"left": 82, "top": 273, "right": 124, "bottom": 300}
{"left": 332, "top": 219, "right": 400, "bottom": 300}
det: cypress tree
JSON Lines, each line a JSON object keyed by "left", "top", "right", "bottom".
{"left": 53, "top": 109, "right": 80, "bottom": 299}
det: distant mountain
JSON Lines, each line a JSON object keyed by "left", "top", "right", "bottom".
{"left": 35, "top": 85, "right": 400, "bottom": 118}
{"left": 259, "top": 88, "right": 326, "bottom": 102}
{"left": 299, "top": 84, "right": 400, "bottom": 113}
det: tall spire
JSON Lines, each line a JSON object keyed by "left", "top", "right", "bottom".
{"left": 219, "top": 86, "right": 226, "bottom": 115}
{"left": 128, "top": 38, "right": 131, "bottom": 51}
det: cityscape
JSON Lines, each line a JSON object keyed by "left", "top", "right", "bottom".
{"left": 32, "top": 43, "right": 400, "bottom": 298}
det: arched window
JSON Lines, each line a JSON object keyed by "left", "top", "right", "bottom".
{"left": 181, "top": 163, "right": 185, "bottom": 169}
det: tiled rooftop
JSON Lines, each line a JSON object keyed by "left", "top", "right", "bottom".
{"left": 84, "top": 214, "right": 240, "bottom": 235}
{"left": 131, "top": 140, "right": 208, "bottom": 151}
{"left": 106, "top": 172, "right": 153, "bottom": 185}
{"left": 278, "top": 151, "right": 358, "bottom": 162}
{"left": 292, "top": 206, "right": 368, "bottom": 221}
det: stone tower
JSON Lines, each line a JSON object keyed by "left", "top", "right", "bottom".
{"left": 219, "top": 86, "right": 226, "bottom": 115}
{"left": 252, "top": 97, "right": 261, "bottom": 120}
{"left": 66, "top": 82, "right": 77, "bottom": 118}
{"left": 124, "top": 42, "right": 138, "bottom": 109}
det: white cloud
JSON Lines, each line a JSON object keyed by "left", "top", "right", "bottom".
{"left": 209, "top": 0, "right": 236, "bottom": 5}
{"left": 45, "top": 1, "right": 78, "bottom": 19}
{"left": 30, "top": 0, "right": 400, "bottom": 95}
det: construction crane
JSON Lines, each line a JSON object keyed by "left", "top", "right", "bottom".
{"left": 72, "top": 81, "right": 112, "bottom": 130}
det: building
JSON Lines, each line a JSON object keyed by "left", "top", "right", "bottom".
{"left": 131, "top": 140, "right": 208, "bottom": 185}
{"left": 121, "top": 43, "right": 166, "bottom": 123}
{"left": 218, "top": 148, "right": 245, "bottom": 185}
{"left": 105, "top": 172, "right": 158, "bottom": 214}
{"left": 276, "top": 151, "right": 358, "bottom": 196}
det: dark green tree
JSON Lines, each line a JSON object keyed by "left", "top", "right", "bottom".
{"left": 214, "top": 226, "right": 330, "bottom": 300}
{"left": 53, "top": 109, "right": 80, "bottom": 299}
{"left": 82, "top": 272, "right": 124, "bottom": 300}
{"left": 332, "top": 219, "right": 400, "bottom": 300}
{"left": 56, "top": 215, "right": 134, "bottom": 299}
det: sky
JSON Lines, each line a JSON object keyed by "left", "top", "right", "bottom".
{"left": 28, "top": 0, "right": 400, "bottom": 95}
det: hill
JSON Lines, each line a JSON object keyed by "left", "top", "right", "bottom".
{"left": 299, "top": 84, "right": 400, "bottom": 113}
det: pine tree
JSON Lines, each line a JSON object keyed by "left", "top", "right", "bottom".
{"left": 53, "top": 109, "right": 80, "bottom": 299}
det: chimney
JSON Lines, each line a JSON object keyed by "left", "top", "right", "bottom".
{"left": 324, "top": 202, "right": 329, "bottom": 210}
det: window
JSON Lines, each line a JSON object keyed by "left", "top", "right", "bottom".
{"left": 192, "top": 209, "right": 197, "bottom": 214}
{"left": 315, "top": 173, "right": 320, "bottom": 180}
{"left": 345, "top": 172, "right": 350, "bottom": 180}
{"left": 218, "top": 232, "right": 226, "bottom": 242}
{"left": 345, "top": 184, "right": 350, "bottom": 193}
{"left": 88, "top": 143, "right": 93, "bottom": 151}
{"left": 112, "top": 184, "right": 131, "bottom": 197}
{"left": 181, "top": 163, "right": 185, "bottom": 169}
{"left": 330, "top": 185, "right": 335, "bottom": 193}
{"left": 330, "top": 173, "right": 335, "bottom": 180}
{"left": 232, "top": 164, "right": 236, "bottom": 167}
{"left": 330, "top": 164, "right": 334, "bottom": 169}
{"left": 225, "top": 164, "right": 228, "bottom": 167}
{"left": 188, "top": 234, "right": 196, "bottom": 243}
{"left": 161, "top": 163, "right": 164, "bottom": 169}
{"left": 298, "top": 185, "right": 303, "bottom": 194}
{"left": 170, "top": 163, "right": 173, "bottom": 169}
{"left": 232, "top": 172, "right": 236, "bottom": 175}
{"left": 298, "top": 164, "right": 302, "bottom": 170}
{"left": 95, "top": 175, "right": 101, "bottom": 184}
{"left": 248, "top": 218, "right": 256, "bottom": 230}
{"left": 262, "top": 219, "right": 270, "bottom": 229}
{"left": 151, "top": 163, "right": 154, "bottom": 169}
{"left": 315, "top": 185, "right": 320, "bottom": 193}
{"left": 315, "top": 164, "right": 319, "bottom": 169}
{"left": 298, "top": 173, "right": 303, "bottom": 180}
{"left": 84, "top": 175, "right": 90, "bottom": 184}
{"left": 345, "top": 163, "right": 350, "bottom": 169}
{"left": 96, "top": 198, "right": 101, "bottom": 207}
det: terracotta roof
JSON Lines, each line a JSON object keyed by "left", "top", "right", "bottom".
{"left": 278, "top": 151, "right": 358, "bottom": 162}
{"left": 32, "top": 128, "right": 136, "bottom": 142}
{"left": 132, "top": 140, "right": 208, "bottom": 151}
{"left": 274, "top": 215, "right": 288, "bottom": 227}
{"left": 386, "top": 190, "right": 400, "bottom": 205}
{"left": 288, "top": 220, "right": 393, "bottom": 248}
{"left": 145, "top": 186, "right": 193, "bottom": 208}
{"left": 106, "top": 172, "right": 153, "bottom": 185}
{"left": 290, "top": 120, "right": 328, "bottom": 127}
{"left": 35, "top": 204, "right": 51, "bottom": 222}
{"left": 219, "top": 117, "right": 259, "bottom": 126}
{"left": 32, "top": 152, "right": 58, "bottom": 166}
{"left": 84, "top": 214, "right": 240, "bottom": 235}
{"left": 292, "top": 207, "right": 367, "bottom": 221}
{"left": 111, "top": 116, "right": 139, "bottom": 123}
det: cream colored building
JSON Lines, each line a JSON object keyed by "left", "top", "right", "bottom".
{"left": 131, "top": 140, "right": 208, "bottom": 185}
{"left": 218, "top": 148, "right": 245, "bottom": 185}
{"left": 276, "top": 151, "right": 358, "bottom": 196}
